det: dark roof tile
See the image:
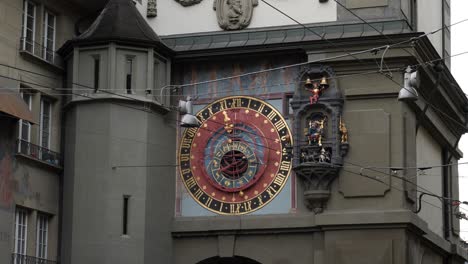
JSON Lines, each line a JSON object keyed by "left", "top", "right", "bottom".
{"left": 59, "top": 0, "right": 173, "bottom": 55}
{"left": 76, "top": 0, "right": 160, "bottom": 44}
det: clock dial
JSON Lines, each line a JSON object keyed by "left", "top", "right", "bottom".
{"left": 179, "top": 96, "right": 293, "bottom": 215}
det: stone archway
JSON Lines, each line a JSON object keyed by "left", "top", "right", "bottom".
{"left": 196, "top": 256, "right": 261, "bottom": 264}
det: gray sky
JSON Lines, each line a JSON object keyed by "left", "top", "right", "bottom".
{"left": 452, "top": 0, "right": 468, "bottom": 241}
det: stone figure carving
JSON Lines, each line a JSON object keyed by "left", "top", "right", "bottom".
{"left": 147, "top": 0, "right": 157, "bottom": 17}
{"left": 175, "top": 0, "right": 203, "bottom": 6}
{"left": 213, "top": 0, "right": 258, "bottom": 30}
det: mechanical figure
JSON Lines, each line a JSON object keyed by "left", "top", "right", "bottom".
{"left": 305, "top": 117, "right": 326, "bottom": 146}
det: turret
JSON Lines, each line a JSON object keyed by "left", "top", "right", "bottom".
{"left": 58, "top": 1, "right": 175, "bottom": 263}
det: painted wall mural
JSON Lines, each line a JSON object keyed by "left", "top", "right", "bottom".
{"left": 181, "top": 54, "right": 302, "bottom": 100}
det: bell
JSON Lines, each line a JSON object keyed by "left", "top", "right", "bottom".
{"left": 319, "top": 76, "right": 329, "bottom": 89}
{"left": 304, "top": 77, "right": 314, "bottom": 89}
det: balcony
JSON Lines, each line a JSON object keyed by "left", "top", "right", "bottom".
{"left": 19, "top": 38, "right": 63, "bottom": 70}
{"left": 17, "top": 139, "right": 62, "bottom": 168}
{"left": 11, "top": 254, "right": 58, "bottom": 264}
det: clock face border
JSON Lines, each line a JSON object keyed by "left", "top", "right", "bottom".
{"left": 178, "top": 96, "right": 293, "bottom": 215}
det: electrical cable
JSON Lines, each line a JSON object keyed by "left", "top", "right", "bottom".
{"left": 259, "top": 0, "right": 468, "bottom": 101}
{"left": 2, "top": 66, "right": 468, "bottom": 172}
{"left": 259, "top": 0, "right": 407, "bottom": 84}
{"left": 3, "top": 17, "right": 467, "bottom": 96}
{"left": 1, "top": 62, "right": 468, "bottom": 172}
{"left": 1, "top": 43, "right": 468, "bottom": 208}
{"left": 5, "top": 0, "right": 468, "bottom": 227}
{"left": 2, "top": 48, "right": 468, "bottom": 100}
{"left": 341, "top": 160, "right": 462, "bottom": 202}
{"left": 332, "top": 0, "right": 415, "bottom": 57}
{"left": 341, "top": 168, "right": 445, "bottom": 211}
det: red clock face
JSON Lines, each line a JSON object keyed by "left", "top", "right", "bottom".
{"left": 179, "top": 96, "right": 293, "bottom": 215}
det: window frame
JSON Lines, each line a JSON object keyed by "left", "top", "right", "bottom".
{"left": 22, "top": 0, "right": 37, "bottom": 53}
{"left": 125, "top": 56, "right": 134, "bottom": 94}
{"left": 35, "top": 213, "right": 48, "bottom": 260}
{"left": 92, "top": 55, "right": 101, "bottom": 92}
{"left": 14, "top": 208, "right": 28, "bottom": 257}
{"left": 122, "top": 195, "right": 130, "bottom": 235}
{"left": 42, "top": 9, "right": 56, "bottom": 62}
{"left": 18, "top": 91, "right": 32, "bottom": 143}
{"left": 39, "top": 97, "right": 52, "bottom": 149}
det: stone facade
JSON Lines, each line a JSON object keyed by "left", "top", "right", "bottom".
{"left": 0, "top": 0, "right": 465, "bottom": 264}
{"left": 0, "top": 0, "right": 86, "bottom": 263}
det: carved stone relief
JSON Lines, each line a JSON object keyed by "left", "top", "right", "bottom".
{"left": 213, "top": 0, "right": 258, "bottom": 30}
{"left": 147, "top": 0, "right": 157, "bottom": 17}
{"left": 175, "top": 0, "right": 203, "bottom": 6}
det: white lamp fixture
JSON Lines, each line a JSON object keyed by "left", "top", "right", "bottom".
{"left": 398, "top": 66, "right": 420, "bottom": 102}
{"left": 179, "top": 96, "right": 200, "bottom": 128}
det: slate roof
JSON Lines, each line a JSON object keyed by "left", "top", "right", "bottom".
{"left": 59, "top": 0, "right": 172, "bottom": 55}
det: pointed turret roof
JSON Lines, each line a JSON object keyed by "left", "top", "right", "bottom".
{"left": 59, "top": 0, "right": 172, "bottom": 55}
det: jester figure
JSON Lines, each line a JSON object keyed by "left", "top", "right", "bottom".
{"left": 305, "top": 82, "right": 321, "bottom": 104}
{"left": 304, "top": 76, "right": 329, "bottom": 105}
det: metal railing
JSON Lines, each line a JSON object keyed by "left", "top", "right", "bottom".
{"left": 17, "top": 139, "right": 62, "bottom": 167}
{"left": 11, "top": 254, "right": 58, "bottom": 264}
{"left": 19, "top": 37, "right": 63, "bottom": 68}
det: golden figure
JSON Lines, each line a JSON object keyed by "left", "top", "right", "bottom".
{"left": 223, "top": 111, "right": 234, "bottom": 134}
{"left": 317, "top": 118, "right": 325, "bottom": 146}
{"left": 339, "top": 116, "right": 348, "bottom": 143}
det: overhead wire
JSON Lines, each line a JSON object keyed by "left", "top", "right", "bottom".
{"left": 2, "top": 19, "right": 465, "bottom": 95}
{"left": 332, "top": 0, "right": 415, "bottom": 57}
{"left": 0, "top": 19, "right": 467, "bottom": 99}
{"left": 1, "top": 55, "right": 468, "bottom": 171}
{"left": 1, "top": 54, "right": 468, "bottom": 162}
{"left": 3, "top": 48, "right": 468, "bottom": 141}
{"left": 1, "top": 12, "right": 468, "bottom": 211}
{"left": 2, "top": 49, "right": 468, "bottom": 98}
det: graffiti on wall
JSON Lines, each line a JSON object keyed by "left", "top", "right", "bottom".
{"left": 0, "top": 125, "right": 35, "bottom": 212}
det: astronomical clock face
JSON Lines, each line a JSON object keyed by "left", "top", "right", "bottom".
{"left": 179, "top": 96, "right": 293, "bottom": 215}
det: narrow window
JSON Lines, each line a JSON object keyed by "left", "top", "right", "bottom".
{"left": 43, "top": 11, "right": 56, "bottom": 62}
{"left": 123, "top": 195, "right": 130, "bottom": 235}
{"left": 40, "top": 98, "right": 52, "bottom": 149}
{"left": 150, "top": 61, "right": 159, "bottom": 95}
{"left": 14, "top": 208, "right": 28, "bottom": 263}
{"left": 36, "top": 214, "right": 48, "bottom": 260}
{"left": 153, "top": 57, "right": 167, "bottom": 97}
{"left": 93, "top": 56, "right": 100, "bottom": 92}
{"left": 18, "top": 90, "right": 32, "bottom": 154}
{"left": 22, "top": 0, "right": 36, "bottom": 53}
{"left": 125, "top": 58, "right": 133, "bottom": 94}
